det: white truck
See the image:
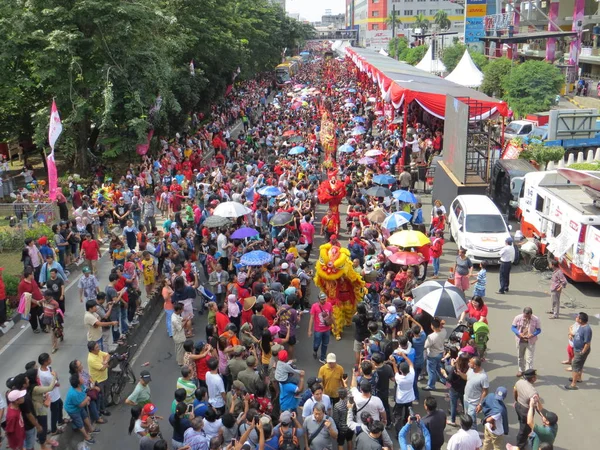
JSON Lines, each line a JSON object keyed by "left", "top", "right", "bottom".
{"left": 516, "top": 168, "right": 600, "bottom": 283}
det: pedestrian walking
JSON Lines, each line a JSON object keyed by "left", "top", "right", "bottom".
{"left": 513, "top": 369, "right": 539, "bottom": 450}
{"left": 463, "top": 356, "right": 489, "bottom": 431}
{"left": 172, "top": 303, "right": 190, "bottom": 367}
{"left": 308, "top": 292, "right": 333, "bottom": 363}
{"left": 511, "top": 307, "right": 541, "bottom": 377}
{"left": 548, "top": 260, "right": 567, "bottom": 319}
{"left": 565, "top": 312, "right": 592, "bottom": 390}
{"left": 497, "top": 237, "right": 515, "bottom": 294}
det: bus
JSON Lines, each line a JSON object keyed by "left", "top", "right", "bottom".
{"left": 275, "top": 63, "right": 293, "bottom": 86}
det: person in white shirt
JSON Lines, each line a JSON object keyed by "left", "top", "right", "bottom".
{"left": 498, "top": 237, "right": 515, "bottom": 294}
{"left": 205, "top": 357, "right": 226, "bottom": 415}
{"left": 389, "top": 354, "right": 415, "bottom": 426}
{"left": 447, "top": 414, "right": 482, "bottom": 450}
{"left": 302, "top": 384, "right": 332, "bottom": 418}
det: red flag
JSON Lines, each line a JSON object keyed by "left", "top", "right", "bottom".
{"left": 47, "top": 100, "right": 62, "bottom": 201}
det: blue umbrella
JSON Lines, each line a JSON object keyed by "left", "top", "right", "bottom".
{"left": 289, "top": 146, "right": 306, "bottom": 155}
{"left": 257, "top": 186, "right": 282, "bottom": 197}
{"left": 393, "top": 190, "right": 418, "bottom": 203}
{"left": 348, "top": 88, "right": 357, "bottom": 93}
{"left": 353, "top": 116, "right": 366, "bottom": 123}
{"left": 351, "top": 128, "right": 366, "bottom": 136}
{"left": 382, "top": 212, "right": 412, "bottom": 231}
{"left": 338, "top": 143, "right": 355, "bottom": 153}
{"left": 373, "top": 174, "right": 397, "bottom": 185}
{"left": 240, "top": 250, "right": 273, "bottom": 266}
{"left": 231, "top": 227, "right": 259, "bottom": 239}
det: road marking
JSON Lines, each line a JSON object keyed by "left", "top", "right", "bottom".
{"left": 130, "top": 310, "right": 165, "bottom": 367}
{"left": 0, "top": 324, "right": 31, "bottom": 356}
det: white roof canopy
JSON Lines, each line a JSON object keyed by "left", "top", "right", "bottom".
{"left": 445, "top": 50, "right": 484, "bottom": 88}
{"left": 415, "top": 46, "right": 446, "bottom": 74}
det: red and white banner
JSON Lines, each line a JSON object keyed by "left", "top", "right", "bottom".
{"left": 48, "top": 100, "right": 62, "bottom": 151}
{"left": 47, "top": 100, "right": 62, "bottom": 201}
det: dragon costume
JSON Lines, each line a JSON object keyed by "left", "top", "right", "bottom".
{"left": 317, "top": 170, "right": 346, "bottom": 228}
{"left": 314, "top": 242, "right": 366, "bottom": 340}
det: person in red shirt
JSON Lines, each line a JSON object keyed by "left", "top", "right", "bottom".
{"left": 417, "top": 243, "right": 431, "bottom": 282}
{"left": 80, "top": 233, "right": 101, "bottom": 275}
{"left": 17, "top": 268, "right": 43, "bottom": 333}
{"left": 430, "top": 229, "right": 445, "bottom": 279}
{"left": 320, "top": 209, "right": 339, "bottom": 242}
{"left": 262, "top": 295, "right": 277, "bottom": 326}
{"left": 215, "top": 301, "right": 230, "bottom": 336}
{"left": 299, "top": 216, "right": 315, "bottom": 261}
{"left": 5, "top": 390, "right": 26, "bottom": 450}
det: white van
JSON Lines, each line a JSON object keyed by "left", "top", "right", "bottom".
{"left": 449, "top": 195, "right": 512, "bottom": 264}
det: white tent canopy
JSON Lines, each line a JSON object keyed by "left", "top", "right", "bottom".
{"left": 445, "top": 50, "right": 484, "bottom": 88}
{"left": 415, "top": 46, "right": 446, "bottom": 74}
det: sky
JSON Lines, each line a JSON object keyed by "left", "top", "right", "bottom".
{"left": 287, "top": 0, "right": 345, "bottom": 22}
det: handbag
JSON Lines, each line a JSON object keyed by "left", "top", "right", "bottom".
{"left": 86, "top": 387, "right": 99, "bottom": 401}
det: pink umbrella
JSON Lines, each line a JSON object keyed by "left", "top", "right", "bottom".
{"left": 358, "top": 157, "right": 377, "bottom": 165}
{"left": 388, "top": 251, "right": 425, "bottom": 266}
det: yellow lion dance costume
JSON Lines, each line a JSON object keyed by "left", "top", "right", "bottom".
{"left": 314, "top": 242, "right": 366, "bottom": 340}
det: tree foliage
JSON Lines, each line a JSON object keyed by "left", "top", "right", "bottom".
{"left": 434, "top": 10, "right": 451, "bottom": 31}
{"left": 442, "top": 43, "right": 489, "bottom": 73}
{"left": 405, "top": 45, "right": 429, "bottom": 66}
{"left": 0, "top": 0, "right": 314, "bottom": 171}
{"left": 413, "top": 13, "right": 430, "bottom": 34}
{"left": 520, "top": 143, "right": 565, "bottom": 167}
{"left": 502, "top": 60, "right": 564, "bottom": 117}
{"left": 388, "top": 37, "right": 409, "bottom": 61}
{"left": 481, "top": 57, "right": 513, "bottom": 98}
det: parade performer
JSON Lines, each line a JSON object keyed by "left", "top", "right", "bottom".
{"left": 317, "top": 170, "right": 346, "bottom": 230}
{"left": 314, "top": 242, "right": 366, "bottom": 340}
{"left": 320, "top": 98, "right": 336, "bottom": 164}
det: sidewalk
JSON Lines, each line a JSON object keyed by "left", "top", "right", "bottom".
{"left": 567, "top": 95, "right": 600, "bottom": 110}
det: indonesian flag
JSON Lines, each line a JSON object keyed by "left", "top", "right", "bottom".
{"left": 47, "top": 100, "right": 62, "bottom": 201}
{"left": 48, "top": 100, "right": 62, "bottom": 151}
{"left": 190, "top": 60, "right": 195, "bottom": 76}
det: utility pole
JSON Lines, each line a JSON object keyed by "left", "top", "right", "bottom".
{"left": 392, "top": 6, "right": 396, "bottom": 38}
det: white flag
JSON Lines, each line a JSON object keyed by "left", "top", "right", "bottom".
{"left": 48, "top": 100, "right": 62, "bottom": 151}
{"left": 190, "top": 60, "right": 195, "bottom": 76}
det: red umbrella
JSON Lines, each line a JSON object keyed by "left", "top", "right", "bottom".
{"left": 388, "top": 251, "right": 425, "bottom": 266}
{"left": 283, "top": 130, "right": 296, "bottom": 137}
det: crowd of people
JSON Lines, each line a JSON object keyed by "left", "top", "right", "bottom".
{"left": 0, "top": 45, "right": 591, "bottom": 450}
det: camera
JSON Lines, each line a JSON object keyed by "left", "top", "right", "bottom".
{"left": 408, "top": 407, "right": 417, "bottom": 421}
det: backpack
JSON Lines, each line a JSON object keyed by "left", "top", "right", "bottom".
{"left": 278, "top": 427, "right": 300, "bottom": 450}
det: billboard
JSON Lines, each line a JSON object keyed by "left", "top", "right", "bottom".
{"left": 365, "top": 30, "right": 392, "bottom": 50}
{"left": 443, "top": 96, "right": 470, "bottom": 184}
{"left": 465, "top": 0, "right": 487, "bottom": 53}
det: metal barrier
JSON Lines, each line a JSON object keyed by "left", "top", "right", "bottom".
{"left": 0, "top": 202, "right": 60, "bottom": 227}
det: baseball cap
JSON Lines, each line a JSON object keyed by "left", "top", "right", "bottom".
{"left": 140, "top": 370, "right": 152, "bottom": 382}
{"left": 278, "top": 350, "right": 289, "bottom": 362}
{"left": 232, "top": 345, "right": 245, "bottom": 355}
{"left": 281, "top": 262, "right": 289, "bottom": 270}
{"left": 7, "top": 390, "right": 26, "bottom": 402}
{"left": 232, "top": 380, "right": 246, "bottom": 391}
{"left": 82, "top": 266, "right": 91, "bottom": 273}
{"left": 307, "top": 376, "right": 322, "bottom": 387}
{"left": 142, "top": 403, "right": 157, "bottom": 415}
{"left": 279, "top": 411, "right": 292, "bottom": 425}
{"left": 271, "top": 344, "right": 284, "bottom": 354}
{"left": 326, "top": 353, "right": 337, "bottom": 363}
{"left": 522, "top": 369, "right": 537, "bottom": 378}
{"left": 495, "top": 386, "right": 508, "bottom": 400}
{"left": 387, "top": 305, "right": 396, "bottom": 314}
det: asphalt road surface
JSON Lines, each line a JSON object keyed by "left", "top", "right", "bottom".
{"left": 0, "top": 197, "right": 598, "bottom": 450}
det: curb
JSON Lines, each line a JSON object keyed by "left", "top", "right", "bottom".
{"left": 0, "top": 314, "right": 22, "bottom": 337}
{"left": 566, "top": 97, "right": 584, "bottom": 109}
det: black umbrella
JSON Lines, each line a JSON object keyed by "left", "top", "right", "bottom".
{"left": 366, "top": 186, "right": 393, "bottom": 198}
{"left": 203, "top": 215, "right": 231, "bottom": 228}
{"left": 269, "top": 212, "right": 294, "bottom": 227}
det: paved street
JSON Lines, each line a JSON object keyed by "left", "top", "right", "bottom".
{"left": 0, "top": 199, "right": 598, "bottom": 450}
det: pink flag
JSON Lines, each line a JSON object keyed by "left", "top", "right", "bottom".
{"left": 136, "top": 129, "right": 155, "bottom": 156}
{"left": 48, "top": 100, "right": 62, "bottom": 151}
{"left": 47, "top": 100, "right": 62, "bottom": 201}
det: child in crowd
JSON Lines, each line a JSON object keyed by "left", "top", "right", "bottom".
{"left": 472, "top": 261, "right": 487, "bottom": 297}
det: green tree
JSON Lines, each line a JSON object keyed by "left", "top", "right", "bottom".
{"left": 442, "top": 43, "right": 489, "bottom": 73}
{"left": 520, "top": 143, "right": 565, "bottom": 168}
{"left": 503, "top": 60, "right": 564, "bottom": 117}
{"left": 388, "top": 37, "right": 409, "bottom": 60}
{"left": 386, "top": 14, "right": 402, "bottom": 37}
{"left": 434, "top": 10, "right": 452, "bottom": 31}
{"left": 481, "top": 57, "right": 513, "bottom": 98}
{"left": 413, "top": 13, "right": 430, "bottom": 34}
{"left": 405, "top": 45, "right": 429, "bottom": 66}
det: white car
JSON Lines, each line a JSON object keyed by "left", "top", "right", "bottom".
{"left": 449, "top": 195, "right": 512, "bottom": 264}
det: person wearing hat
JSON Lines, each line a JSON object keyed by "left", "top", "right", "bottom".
{"left": 513, "top": 369, "right": 539, "bottom": 449}
{"left": 125, "top": 370, "right": 153, "bottom": 407}
{"left": 5, "top": 389, "right": 27, "bottom": 450}
{"left": 78, "top": 265, "right": 100, "bottom": 305}
{"left": 227, "top": 345, "right": 248, "bottom": 382}
{"left": 506, "top": 397, "right": 558, "bottom": 450}
{"left": 80, "top": 233, "right": 101, "bottom": 275}
{"left": 480, "top": 386, "right": 509, "bottom": 450}
{"left": 236, "top": 356, "right": 261, "bottom": 394}
{"left": 226, "top": 380, "right": 247, "bottom": 416}
{"left": 511, "top": 307, "right": 541, "bottom": 377}
{"left": 497, "top": 237, "right": 515, "bottom": 294}
{"left": 317, "top": 353, "right": 344, "bottom": 405}
{"left": 274, "top": 410, "right": 304, "bottom": 448}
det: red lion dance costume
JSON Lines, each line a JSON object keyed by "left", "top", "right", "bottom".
{"left": 317, "top": 170, "right": 345, "bottom": 231}
{"left": 314, "top": 243, "right": 366, "bottom": 340}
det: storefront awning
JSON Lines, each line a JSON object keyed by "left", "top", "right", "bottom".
{"left": 346, "top": 47, "right": 509, "bottom": 120}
